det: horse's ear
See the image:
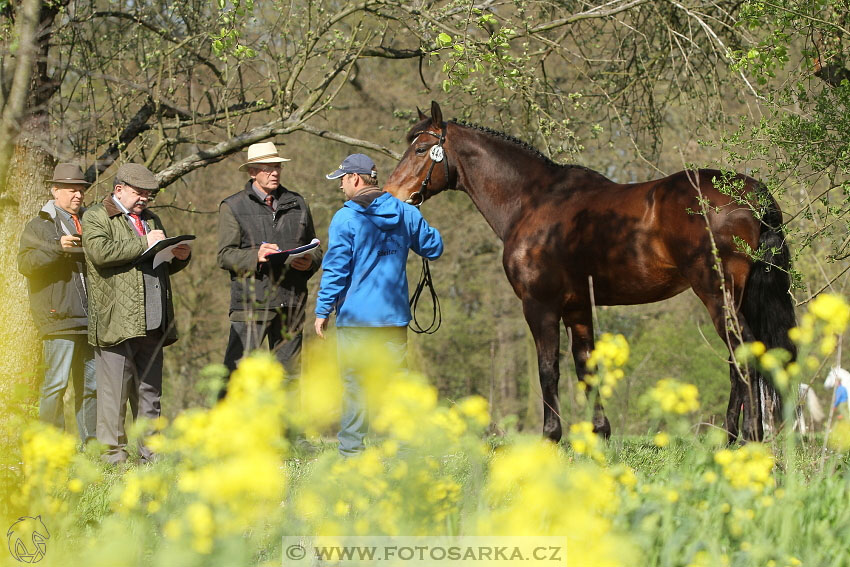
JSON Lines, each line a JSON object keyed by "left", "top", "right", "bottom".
{"left": 417, "top": 107, "right": 427, "bottom": 121}
{"left": 430, "top": 101, "right": 443, "bottom": 126}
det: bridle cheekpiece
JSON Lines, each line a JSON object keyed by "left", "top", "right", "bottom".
{"left": 406, "top": 129, "right": 450, "bottom": 207}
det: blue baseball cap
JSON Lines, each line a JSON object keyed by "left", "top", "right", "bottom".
{"left": 325, "top": 153, "right": 377, "bottom": 180}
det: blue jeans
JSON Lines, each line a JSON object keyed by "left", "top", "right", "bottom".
{"left": 41, "top": 336, "right": 97, "bottom": 443}
{"left": 337, "top": 326, "right": 407, "bottom": 457}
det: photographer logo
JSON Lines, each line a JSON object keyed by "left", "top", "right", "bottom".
{"left": 6, "top": 516, "right": 50, "bottom": 563}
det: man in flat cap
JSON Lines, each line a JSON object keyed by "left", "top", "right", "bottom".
{"left": 217, "top": 141, "right": 322, "bottom": 395}
{"left": 83, "top": 163, "right": 191, "bottom": 464}
{"left": 314, "top": 154, "right": 443, "bottom": 456}
{"left": 17, "top": 163, "right": 97, "bottom": 443}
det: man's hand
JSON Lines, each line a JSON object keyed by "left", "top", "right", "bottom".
{"left": 59, "top": 235, "right": 81, "bottom": 250}
{"left": 172, "top": 243, "right": 191, "bottom": 261}
{"left": 314, "top": 317, "right": 328, "bottom": 339}
{"left": 258, "top": 242, "right": 280, "bottom": 263}
{"left": 146, "top": 230, "right": 166, "bottom": 247}
{"left": 289, "top": 255, "right": 312, "bottom": 271}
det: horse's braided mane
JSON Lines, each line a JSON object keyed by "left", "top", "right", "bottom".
{"left": 451, "top": 119, "right": 594, "bottom": 174}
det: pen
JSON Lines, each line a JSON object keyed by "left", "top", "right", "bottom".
{"left": 262, "top": 241, "right": 283, "bottom": 252}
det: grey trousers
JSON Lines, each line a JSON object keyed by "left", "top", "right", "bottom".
{"left": 95, "top": 331, "right": 164, "bottom": 464}
{"left": 337, "top": 326, "right": 408, "bottom": 457}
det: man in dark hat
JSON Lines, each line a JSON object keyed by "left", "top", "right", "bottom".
{"left": 217, "top": 141, "right": 322, "bottom": 395}
{"left": 82, "top": 163, "right": 191, "bottom": 464}
{"left": 17, "top": 163, "right": 97, "bottom": 443}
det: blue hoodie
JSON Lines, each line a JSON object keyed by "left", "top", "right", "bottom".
{"left": 315, "top": 192, "right": 443, "bottom": 327}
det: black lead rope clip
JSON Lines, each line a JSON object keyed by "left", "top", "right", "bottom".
{"left": 409, "top": 258, "right": 441, "bottom": 334}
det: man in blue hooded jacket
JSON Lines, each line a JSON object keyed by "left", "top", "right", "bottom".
{"left": 314, "top": 153, "right": 443, "bottom": 456}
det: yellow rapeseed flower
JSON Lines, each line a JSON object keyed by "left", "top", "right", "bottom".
{"left": 714, "top": 443, "right": 775, "bottom": 493}
{"left": 586, "top": 333, "right": 630, "bottom": 399}
{"left": 569, "top": 421, "right": 605, "bottom": 463}
{"left": 456, "top": 396, "right": 490, "bottom": 427}
{"left": 809, "top": 293, "right": 850, "bottom": 334}
{"left": 646, "top": 379, "right": 700, "bottom": 415}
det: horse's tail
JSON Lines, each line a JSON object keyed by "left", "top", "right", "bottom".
{"left": 740, "top": 185, "right": 797, "bottom": 429}
{"left": 804, "top": 384, "right": 825, "bottom": 423}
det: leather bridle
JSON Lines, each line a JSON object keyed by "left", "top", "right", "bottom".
{"left": 405, "top": 129, "right": 450, "bottom": 207}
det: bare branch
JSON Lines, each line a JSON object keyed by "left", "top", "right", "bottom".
{"left": 299, "top": 123, "right": 402, "bottom": 160}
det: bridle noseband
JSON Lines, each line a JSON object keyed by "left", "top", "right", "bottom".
{"left": 406, "top": 129, "right": 450, "bottom": 207}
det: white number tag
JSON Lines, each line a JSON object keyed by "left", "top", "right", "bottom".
{"left": 429, "top": 145, "right": 444, "bottom": 162}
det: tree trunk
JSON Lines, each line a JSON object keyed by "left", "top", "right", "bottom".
{"left": 0, "top": 0, "right": 42, "bottom": 189}
{"left": 0, "top": 114, "right": 54, "bottom": 447}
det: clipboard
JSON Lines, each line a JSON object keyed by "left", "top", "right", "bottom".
{"left": 136, "top": 234, "right": 195, "bottom": 268}
{"left": 267, "top": 238, "right": 321, "bottom": 266}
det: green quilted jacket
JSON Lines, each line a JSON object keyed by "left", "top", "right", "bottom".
{"left": 82, "top": 195, "right": 190, "bottom": 347}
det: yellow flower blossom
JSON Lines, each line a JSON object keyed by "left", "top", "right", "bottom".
{"left": 456, "top": 396, "right": 490, "bottom": 427}
{"left": 585, "top": 333, "right": 629, "bottom": 399}
{"left": 569, "top": 421, "right": 605, "bottom": 463}
{"left": 714, "top": 443, "right": 775, "bottom": 493}
{"left": 646, "top": 379, "right": 700, "bottom": 415}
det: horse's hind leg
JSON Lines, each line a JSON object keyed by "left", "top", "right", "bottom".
{"left": 522, "top": 298, "right": 564, "bottom": 442}
{"left": 566, "top": 309, "right": 611, "bottom": 438}
{"left": 692, "top": 287, "right": 762, "bottom": 442}
{"left": 725, "top": 359, "right": 745, "bottom": 443}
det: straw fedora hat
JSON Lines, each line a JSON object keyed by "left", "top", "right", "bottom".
{"left": 48, "top": 163, "right": 90, "bottom": 186}
{"left": 238, "top": 142, "right": 291, "bottom": 171}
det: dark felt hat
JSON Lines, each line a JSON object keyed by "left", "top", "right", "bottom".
{"left": 115, "top": 163, "right": 159, "bottom": 191}
{"left": 48, "top": 163, "right": 90, "bottom": 186}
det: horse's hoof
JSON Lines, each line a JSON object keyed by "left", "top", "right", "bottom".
{"left": 592, "top": 417, "right": 611, "bottom": 439}
{"left": 543, "top": 424, "right": 563, "bottom": 443}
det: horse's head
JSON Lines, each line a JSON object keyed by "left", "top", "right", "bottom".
{"left": 385, "top": 101, "right": 453, "bottom": 206}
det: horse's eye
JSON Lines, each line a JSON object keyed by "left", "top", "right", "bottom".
{"left": 414, "top": 146, "right": 428, "bottom": 155}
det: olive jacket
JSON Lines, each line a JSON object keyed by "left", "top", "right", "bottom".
{"left": 82, "top": 195, "right": 190, "bottom": 347}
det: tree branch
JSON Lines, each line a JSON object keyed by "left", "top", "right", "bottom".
{"left": 298, "top": 123, "right": 402, "bottom": 160}
{"left": 83, "top": 10, "right": 225, "bottom": 84}
{"left": 156, "top": 119, "right": 298, "bottom": 188}
{"left": 84, "top": 98, "right": 156, "bottom": 182}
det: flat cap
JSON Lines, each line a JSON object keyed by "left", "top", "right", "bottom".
{"left": 115, "top": 163, "right": 158, "bottom": 191}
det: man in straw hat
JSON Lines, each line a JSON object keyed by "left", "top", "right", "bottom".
{"left": 83, "top": 163, "right": 191, "bottom": 464}
{"left": 217, "top": 141, "right": 322, "bottom": 395}
{"left": 17, "top": 163, "right": 97, "bottom": 443}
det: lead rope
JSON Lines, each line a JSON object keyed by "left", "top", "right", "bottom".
{"left": 409, "top": 257, "right": 441, "bottom": 334}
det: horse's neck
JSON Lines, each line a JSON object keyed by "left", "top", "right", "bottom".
{"left": 460, "top": 181, "right": 525, "bottom": 240}
{"left": 454, "top": 142, "right": 558, "bottom": 241}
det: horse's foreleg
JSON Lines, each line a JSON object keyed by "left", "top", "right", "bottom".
{"left": 523, "top": 299, "right": 563, "bottom": 442}
{"left": 567, "top": 313, "right": 611, "bottom": 439}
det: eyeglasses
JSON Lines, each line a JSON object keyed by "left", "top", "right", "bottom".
{"left": 121, "top": 184, "right": 157, "bottom": 200}
{"left": 254, "top": 164, "right": 281, "bottom": 173}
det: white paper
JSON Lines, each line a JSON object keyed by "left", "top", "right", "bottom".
{"left": 284, "top": 238, "right": 321, "bottom": 266}
{"left": 152, "top": 243, "right": 184, "bottom": 269}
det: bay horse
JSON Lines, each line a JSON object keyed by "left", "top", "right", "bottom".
{"left": 385, "top": 101, "right": 797, "bottom": 443}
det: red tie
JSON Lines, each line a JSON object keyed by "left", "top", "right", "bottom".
{"left": 129, "top": 213, "right": 146, "bottom": 236}
{"left": 70, "top": 214, "right": 82, "bottom": 234}
{"left": 264, "top": 195, "right": 274, "bottom": 210}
